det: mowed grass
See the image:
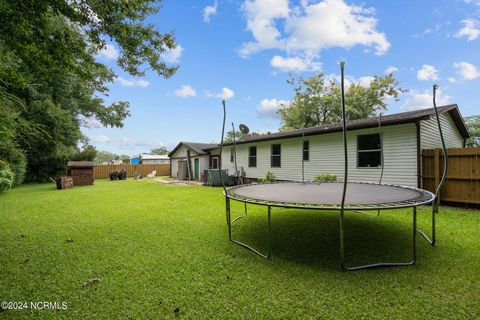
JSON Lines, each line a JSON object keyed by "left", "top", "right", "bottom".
{"left": 0, "top": 180, "right": 479, "bottom": 319}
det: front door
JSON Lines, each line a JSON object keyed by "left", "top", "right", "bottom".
{"left": 211, "top": 157, "right": 219, "bottom": 169}
{"left": 194, "top": 158, "right": 199, "bottom": 180}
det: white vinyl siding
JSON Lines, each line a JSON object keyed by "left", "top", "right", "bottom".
{"left": 222, "top": 123, "right": 419, "bottom": 187}
{"left": 170, "top": 145, "right": 209, "bottom": 179}
{"left": 420, "top": 113, "right": 464, "bottom": 150}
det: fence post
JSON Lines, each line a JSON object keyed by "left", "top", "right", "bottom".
{"left": 434, "top": 148, "right": 440, "bottom": 193}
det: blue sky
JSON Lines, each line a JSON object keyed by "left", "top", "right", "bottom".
{"left": 84, "top": 0, "right": 480, "bottom": 155}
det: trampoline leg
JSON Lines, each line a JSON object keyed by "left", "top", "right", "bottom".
{"left": 417, "top": 203, "right": 436, "bottom": 246}
{"left": 227, "top": 202, "right": 271, "bottom": 259}
{"left": 225, "top": 196, "right": 230, "bottom": 226}
{"left": 231, "top": 201, "right": 248, "bottom": 223}
{"left": 340, "top": 206, "right": 417, "bottom": 271}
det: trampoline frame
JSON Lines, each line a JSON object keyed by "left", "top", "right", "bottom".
{"left": 224, "top": 181, "right": 433, "bottom": 269}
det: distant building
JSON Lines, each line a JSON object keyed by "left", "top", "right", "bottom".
{"left": 140, "top": 154, "right": 170, "bottom": 165}
{"left": 130, "top": 156, "right": 140, "bottom": 165}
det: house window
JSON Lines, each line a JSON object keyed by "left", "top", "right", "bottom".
{"left": 248, "top": 146, "right": 257, "bottom": 167}
{"left": 271, "top": 144, "right": 281, "bottom": 167}
{"left": 230, "top": 148, "right": 234, "bottom": 163}
{"left": 303, "top": 141, "right": 309, "bottom": 161}
{"left": 357, "top": 134, "right": 382, "bottom": 168}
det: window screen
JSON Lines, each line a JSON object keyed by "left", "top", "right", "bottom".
{"left": 303, "top": 141, "right": 309, "bottom": 161}
{"left": 271, "top": 144, "right": 281, "bottom": 167}
{"left": 248, "top": 146, "right": 257, "bottom": 167}
{"left": 357, "top": 134, "right": 381, "bottom": 168}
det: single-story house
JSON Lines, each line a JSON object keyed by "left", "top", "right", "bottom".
{"left": 168, "top": 142, "right": 220, "bottom": 180}
{"left": 221, "top": 105, "right": 470, "bottom": 188}
{"left": 140, "top": 154, "right": 170, "bottom": 164}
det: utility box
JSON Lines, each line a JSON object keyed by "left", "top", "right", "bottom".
{"left": 204, "top": 169, "right": 234, "bottom": 186}
{"left": 67, "top": 161, "right": 96, "bottom": 186}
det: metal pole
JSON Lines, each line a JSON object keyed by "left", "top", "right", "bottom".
{"left": 219, "top": 100, "right": 227, "bottom": 195}
{"left": 339, "top": 61, "right": 348, "bottom": 269}
{"left": 232, "top": 122, "right": 240, "bottom": 185}
{"left": 433, "top": 84, "right": 448, "bottom": 210}
{"left": 301, "top": 128, "right": 305, "bottom": 183}
{"left": 418, "top": 85, "right": 447, "bottom": 246}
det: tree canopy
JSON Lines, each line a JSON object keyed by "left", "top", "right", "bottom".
{"left": 150, "top": 147, "right": 169, "bottom": 155}
{"left": 278, "top": 73, "right": 405, "bottom": 131}
{"left": 0, "top": 0, "right": 178, "bottom": 182}
{"left": 465, "top": 115, "right": 480, "bottom": 147}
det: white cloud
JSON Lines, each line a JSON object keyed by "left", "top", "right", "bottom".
{"left": 402, "top": 89, "right": 451, "bottom": 111}
{"left": 453, "top": 61, "right": 480, "bottom": 80}
{"left": 413, "top": 24, "right": 441, "bottom": 38}
{"left": 215, "top": 87, "right": 235, "bottom": 100}
{"left": 455, "top": 19, "right": 480, "bottom": 41}
{"left": 417, "top": 64, "right": 439, "bottom": 81}
{"left": 240, "top": 0, "right": 390, "bottom": 58}
{"left": 80, "top": 117, "right": 102, "bottom": 128}
{"left": 385, "top": 66, "right": 399, "bottom": 74}
{"left": 174, "top": 85, "right": 197, "bottom": 97}
{"left": 270, "top": 55, "right": 321, "bottom": 72}
{"left": 448, "top": 77, "right": 457, "bottom": 83}
{"left": 325, "top": 73, "right": 375, "bottom": 88}
{"left": 256, "top": 98, "right": 288, "bottom": 118}
{"left": 203, "top": 1, "right": 218, "bottom": 22}
{"left": 117, "top": 77, "right": 150, "bottom": 88}
{"left": 92, "top": 135, "right": 111, "bottom": 143}
{"left": 239, "top": 0, "right": 290, "bottom": 56}
{"left": 161, "top": 45, "right": 183, "bottom": 63}
{"left": 98, "top": 44, "right": 119, "bottom": 60}
{"left": 357, "top": 76, "right": 375, "bottom": 87}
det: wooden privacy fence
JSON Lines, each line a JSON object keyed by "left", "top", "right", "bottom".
{"left": 422, "top": 147, "right": 480, "bottom": 205}
{"left": 94, "top": 164, "right": 170, "bottom": 179}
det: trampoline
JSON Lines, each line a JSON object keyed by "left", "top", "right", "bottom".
{"left": 226, "top": 182, "right": 434, "bottom": 210}
{"left": 219, "top": 62, "right": 447, "bottom": 270}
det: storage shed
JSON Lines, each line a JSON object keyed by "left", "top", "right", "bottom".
{"left": 67, "top": 161, "right": 96, "bottom": 186}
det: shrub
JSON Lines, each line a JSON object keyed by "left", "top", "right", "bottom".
{"left": 0, "top": 160, "right": 15, "bottom": 193}
{"left": 258, "top": 171, "right": 277, "bottom": 183}
{"left": 314, "top": 173, "right": 337, "bottom": 183}
{"left": 0, "top": 140, "right": 27, "bottom": 185}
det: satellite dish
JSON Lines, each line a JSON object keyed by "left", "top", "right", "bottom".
{"left": 239, "top": 124, "right": 250, "bottom": 134}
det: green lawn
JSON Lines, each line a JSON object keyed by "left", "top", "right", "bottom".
{"left": 0, "top": 180, "right": 479, "bottom": 319}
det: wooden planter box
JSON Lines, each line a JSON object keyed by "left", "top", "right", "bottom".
{"left": 56, "top": 176, "right": 73, "bottom": 190}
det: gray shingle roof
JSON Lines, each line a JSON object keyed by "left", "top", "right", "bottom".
{"left": 67, "top": 161, "right": 96, "bottom": 168}
{"left": 224, "top": 104, "right": 470, "bottom": 146}
{"left": 168, "top": 142, "right": 219, "bottom": 157}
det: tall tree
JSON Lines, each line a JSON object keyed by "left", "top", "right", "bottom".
{"left": 0, "top": 0, "right": 179, "bottom": 181}
{"left": 278, "top": 73, "right": 405, "bottom": 131}
{"left": 465, "top": 115, "right": 480, "bottom": 147}
{"left": 150, "top": 147, "right": 169, "bottom": 155}
{"left": 95, "top": 151, "right": 117, "bottom": 164}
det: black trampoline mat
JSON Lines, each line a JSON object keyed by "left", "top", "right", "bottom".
{"left": 227, "top": 182, "right": 434, "bottom": 206}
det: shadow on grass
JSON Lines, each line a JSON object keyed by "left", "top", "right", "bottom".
{"left": 227, "top": 204, "right": 428, "bottom": 271}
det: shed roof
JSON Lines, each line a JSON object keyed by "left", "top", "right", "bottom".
{"left": 224, "top": 104, "right": 470, "bottom": 146}
{"left": 168, "top": 142, "right": 219, "bottom": 157}
{"left": 67, "top": 161, "right": 96, "bottom": 168}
